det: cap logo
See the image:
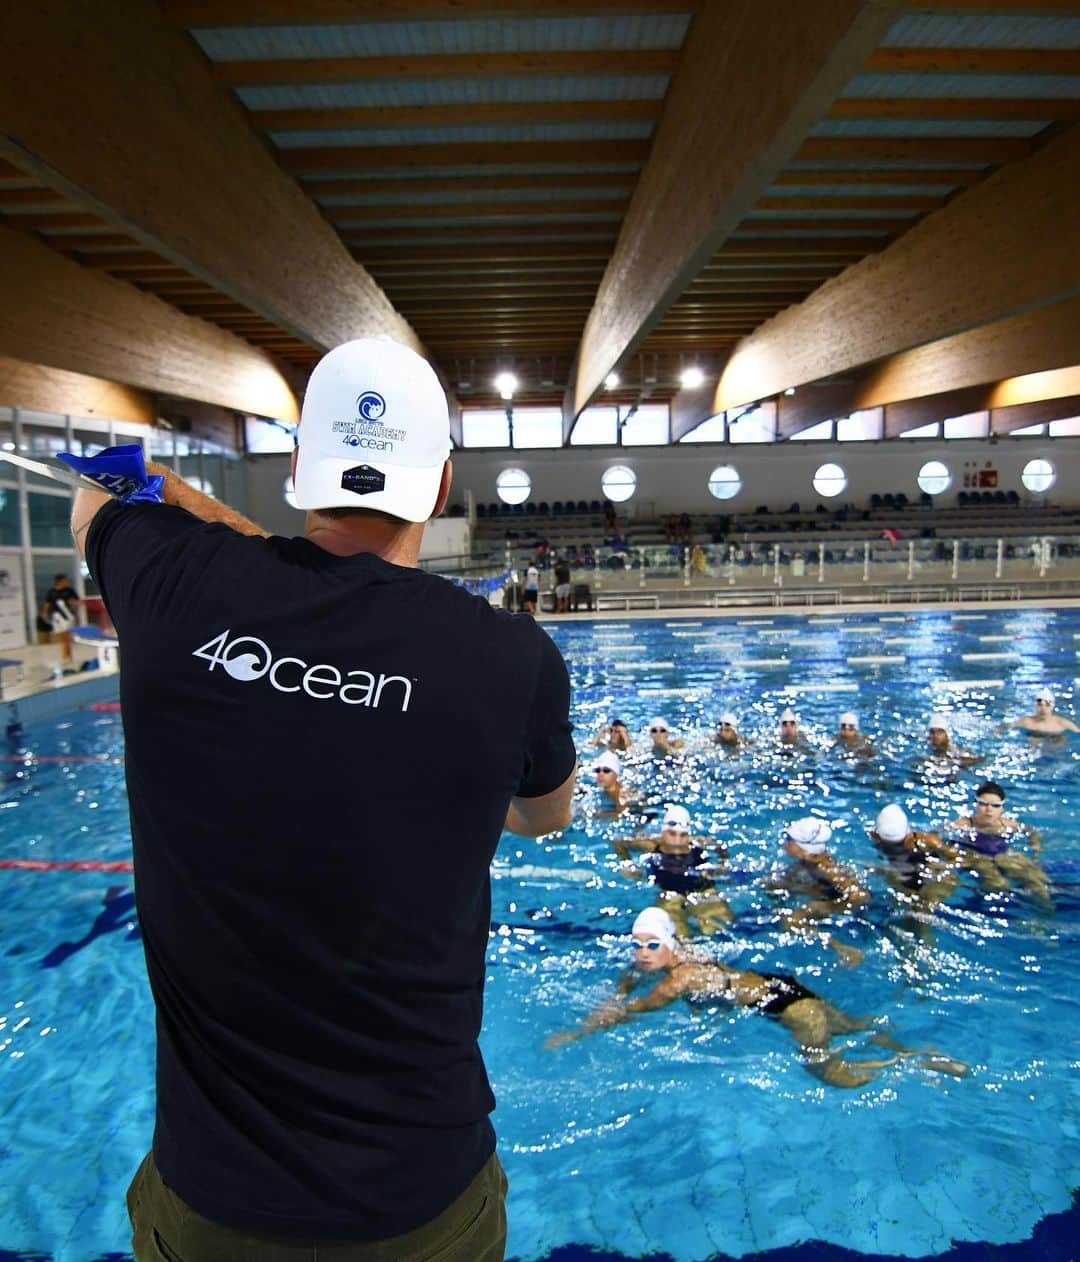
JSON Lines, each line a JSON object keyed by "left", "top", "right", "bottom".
{"left": 340, "top": 464, "right": 386, "bottom": 496}
{"left": 357, "top": 391, "right": 386, "bottom": 422}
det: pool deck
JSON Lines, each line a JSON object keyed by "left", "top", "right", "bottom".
{"left": 0, "top": 641, "right": 119, "bottom": 725}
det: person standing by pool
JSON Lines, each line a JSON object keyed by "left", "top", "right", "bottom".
{"left": 40, "top": 572, "right": 78, "bottom": 671}
{"left": 946, "top": 781, "right": 1052, "bottom": 910}
{"left": 1003, "top": 688, "right": 1080, "bottom": 737}
{"left": 767, "top": 817, "right": 868, "bottom": 966}
{"left": 614, "top": 805, "right": 732, "bottom": 936}
{"left": 72, "top": 338, "right": 577, "bottom": 1262}
{"left": 544, "top": 909, "right": 968, "bottom": 1088}
{"left": 522, "top": 563, "right": 540, "bottom": 614}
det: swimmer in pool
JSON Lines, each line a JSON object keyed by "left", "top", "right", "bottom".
{"left": 544, "top": 909, "right": 968, "bottom": 1088}
{"left": 946, "top": 781, "right": 1052, "bottom": 910}
{"left": 587, "top": 750, "right": 637, "bottom": 818}
{"left": 833, "top": 711, "right": 875, "bottom": 759}
{"left": 647, "top": 716, "right": 684, "bottom": 757}
{"left": 766, "top": 817, "right": 869, "bottom": 967}
{"left": 869, "top": 804, "right": 960, "bottom": 910}
{"left": 614, "top": 804, "right": 733, "bottom": 936}
{"left": 593, "top": 718, "right": 634, "bottom": 752}
{"left": 923, "top": 713, "right": 982, "bottom": 768}
{"left": 712, "top": 711, "right": 747, "bottom": 750}
{"left": 776, "top": 707, "right": 812, "bottom": 753}
{"left": 1004, "top": 688, "right": 1080, "bottom": 737}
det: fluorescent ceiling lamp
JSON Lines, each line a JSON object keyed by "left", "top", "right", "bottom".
{"left": 494, "top": 371, "right": 518, "bottom": 400}
{"left": 604, "top": 372, "right": 620, "bottom": 390}
{"left": 680, "top": 366, "right": 706, "bottom": 390}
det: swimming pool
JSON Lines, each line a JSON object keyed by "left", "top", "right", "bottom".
{"left": 1, "top": 607, "right": 1077, "bottom": 1261}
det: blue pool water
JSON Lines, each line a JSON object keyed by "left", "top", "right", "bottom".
{"left": 1, "top": 607, "right": 1078, "bottom": 1261}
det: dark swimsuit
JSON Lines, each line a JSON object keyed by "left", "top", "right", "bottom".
{"left": 954, "top": 828, "right": 1009, "bottom": 857}
{"left": 757, "top": 973, "right": 818, "bottom": 1017}
{"left": 642, "top": 846, "right": 711, "bottom": 894}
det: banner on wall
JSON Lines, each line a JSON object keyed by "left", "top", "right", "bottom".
{"left": 0, "top": 549, "right": 27, "bottom": 652}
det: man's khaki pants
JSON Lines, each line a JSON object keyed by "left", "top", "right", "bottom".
{"left": 127, "top": 1150, "right": 507, "bottom": 1262}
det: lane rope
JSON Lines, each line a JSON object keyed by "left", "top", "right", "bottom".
{"left": 0, "top": 859, "right": 133, "bottom": 872}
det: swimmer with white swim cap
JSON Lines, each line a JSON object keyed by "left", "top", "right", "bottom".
{"left": 768, "top": 817, "right": 869, "bottom": 966}
{"left": 712, "top": 711, "right": 746, "bottom": 750}
{"left": 776, "top": 707, "right": 812, "bottom": 753}
{"left": 587, "top": 749, "right": 637, "bottom": 818}
{"left": 868, "top": 805, "right": 962, "bottom": 931}
{"left": 924, "top": 713, "right": 981, "bottom": 768}
{"left": 544, "top": 908, "right": 968, "bottom": 1087}
{"left": 834, "top": 710, "right": 875, "bottom": 758}
{"left": 647, "top": 716, "right": 683, "bottom": 757}
{"left": 1004, "top": 687, "right": 1080, "bottom": 737}
{"left": 614, "top": 804, "right": 732, "bottom": 936}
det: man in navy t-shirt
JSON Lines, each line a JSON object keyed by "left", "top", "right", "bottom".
{"left": 72, "top": 338, "right": 576, "bottom": 1261}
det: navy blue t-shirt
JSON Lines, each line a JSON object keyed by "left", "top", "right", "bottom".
{"left": 87, "top": 501, "right": 575, "bottom": 1240}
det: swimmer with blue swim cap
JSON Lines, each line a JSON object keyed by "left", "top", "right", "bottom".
{"left": 614, "top": 804, "right": 732, "bottom": 937}
{"left": 544, "top": 908, "right": 968, "bottom": 1087}
{"left": 946, "top": 782, "right": 1052, "bottom": 910}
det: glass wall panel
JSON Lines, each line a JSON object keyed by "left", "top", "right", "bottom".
{"left": 511, "top": 408, "right": 562, "bottom": 449}
{"left": 462, "top": 409, "right": 510, "bottom": 448}
{"left": 570, "top": 407, "right": 617, "bottom": 446}
{"left": 28, "top": 491, "right": 72, "bottom": 549}
{"left": 620, "top": 403, "right": 668, "bottom": 446}
{"left": 0, "top": 485, "right": 20, "bottom": 547}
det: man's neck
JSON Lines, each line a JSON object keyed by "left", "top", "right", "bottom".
{"left": 304, "top": 511, "right": 423, "bottom": 567}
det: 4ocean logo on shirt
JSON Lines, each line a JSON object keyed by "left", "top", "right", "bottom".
{"left": 331, "top": 391, "right": 408, "bottom": 452}
{"left": 192, "top": 630, "right": 414, "bottom": 711}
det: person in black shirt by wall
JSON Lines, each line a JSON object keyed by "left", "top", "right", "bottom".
{"left": 553, "top": 555, "right": 572, "bottom": 613}
{"left": 40, "top": 572, "right": 78, "bottom": 669}
{"left": 72, "top": 338, "right": 576, "bottom": 1262}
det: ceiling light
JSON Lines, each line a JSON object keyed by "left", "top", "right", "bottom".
{"left": 604, "top": 372, "right": 620, "bottom": 390}
{"left": 680, "top": 366, "right": 706, "bottom": 390}
{"left": 494, "top": 371, "right": 518, "bottom": 400}
{"left": 784, "top": 387, "right": 796, "bottom": 396}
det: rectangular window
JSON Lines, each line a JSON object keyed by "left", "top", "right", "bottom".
{"left": 789, "top": 419, "right": 834, "bottom": 441}
{"left": 28, "top": 490, "right": 72, "bottom": 550}
{"left": 836, "top": 409, "right": 884, "bottom": 442}
{"left": 620, "top": 403, "right": 669, "bottom": 446}
{"left": 245, "top": 416, "right": 297, "bottom": 454}
{"left": 1048, "top": 416, "right": 1080, "bottom": 437}
{"left": 728, "top": 405, "right": 776, "bottom": 443}
{"left": 899, "top": 422, "right": 940, "bottom": 439}
{"left": 678, "top": 412, "right": 725, "bottom": 442}
{"left": 510, "top": 407, "right": 563, "bottom": 449}
{"left": 570, "top": 406, "right": 618, "bottom": 446}
{"left": 461, "top": 408, "right": 510, "bottom": 448}
{"left": 943, "top": 411, "right": 989, "bottom": 439}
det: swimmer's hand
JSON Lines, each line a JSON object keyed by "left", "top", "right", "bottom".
{"left": 543, "top": 1029, "right": 581, "bottom": 1050}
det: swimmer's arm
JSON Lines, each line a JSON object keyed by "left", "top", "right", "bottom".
{"left": 612, "top": 836, "right": 657, "bottom": 859}
{"left": 813, "top": 855, "right": 870, "bottom": 908}
{"left": 592, "top": 729, "right": 610, "bottom": 747}
{"left": 1063, "top": 718, "right": 1080, "bottom": 734}
{"left": 505, "top": 765, "right": 575, "bottom": 838}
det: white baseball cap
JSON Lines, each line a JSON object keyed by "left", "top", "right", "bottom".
{"left": 293, "top": 337, "right": 450, "bottom": 522}
{"left": 592, "top": 751, "right": 620, "bottom": 774}
{"left": 785, "top": 816, "right": 831, "bottom": 854}
{"left": 661, "top": 805, "right": 691, "bottom": 833}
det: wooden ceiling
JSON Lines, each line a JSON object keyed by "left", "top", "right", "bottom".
{"left": 0, "top": 1, "right": 1078, "bottom": 433}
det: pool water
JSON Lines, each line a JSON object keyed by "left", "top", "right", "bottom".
{"left": 1, "top": 607, "right": 1078, "bottom": 1261}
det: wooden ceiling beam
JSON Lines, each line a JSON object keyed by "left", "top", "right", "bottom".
{"left": 332, "top": 199, "right": 627, "bottom": 223}
{"left": 214, "top": 50, "right": 680, "bottom": 87}
{"left": 0, "top": 220, "right": 298, "bottom": 420}
{"left": 773, "top": 167, "right": 987, "bottom": 187}
{"left": 829, "top": 97, "right": 1080, "bottom": 121}
{"left": 0, "top": 3, "right": 421, "bottom": 356}
{"left": 304, "top": 172, "right": 638, "bottom": 199}
{"left": 279, "top": 140, "right": 650, "bottom": 174}
{"left": 568, "top": 0, "right": 907, "bottom": 428}
{"left": 865, "top": 48, "right": 1080, "bottom": 74}
{"left": 713, "top": 123, "right": 1080, "bottom": 412}
{"left": 252, "top": 100, "right": 661, "bottom": 131}
{"left": 793, "top": 136, "right": 1034, "bottom": 162}
{"left": 163, "top": 1, "right": 701, "bottom": 23}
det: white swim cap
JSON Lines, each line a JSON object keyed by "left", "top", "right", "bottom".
{"left": 928, "top": 713, "right": 951, "bottom": 734}
{"left": 632, "top": 907, "right": 678, "bottom": 950}
{"left": 874, "top": 804, "right": 909, "bottom": 843}
{"left": 661, "top": 804, "right": 691, "bottom": 833}
{"left": 780, "top": 708, "right": 798, "bottom": 724}
{"left": 592, "top": 751, "right": 620, "bottom": 774}
{"left": 719, "top": 711, "right": 738, "bottom": 727}
{"left": 786, "top": 816, "right": 832, "bottom": 854}
{"left": 839, "top": 711, "right": 859, "bottom": 728}
{"left": 1035, "top": 688, "right": 1054, "bottom": 706}
{"left": 648, "top": 716, "right": 669, "bottom": 733}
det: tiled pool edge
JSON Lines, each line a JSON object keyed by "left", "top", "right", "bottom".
{"left": 2, "top": 671, "right": 119, "bottom": 728}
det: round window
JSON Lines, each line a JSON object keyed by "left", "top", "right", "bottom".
{"left": 708, "top": 465, "right": 741, "bottom": 501}
{"left": 495, "top": 467, "right": 531, "bottom": 505}
{"left": 917, "top": 460, "right": 951, "bottom": 496}
{"left": 812, "top": 462, "right": 847, "bottom": 498}
{"left": 601, "top": 464, "right": 637, "bottom": 503}
{"left": 1021, "top": 458, "right": 1055, "bottom": 494}
{"left": 283, "top": 475, "right": 299, "bottom": 509}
